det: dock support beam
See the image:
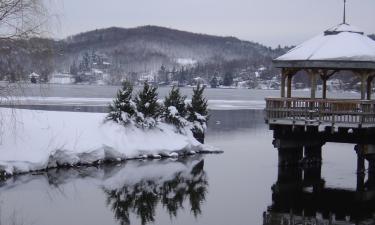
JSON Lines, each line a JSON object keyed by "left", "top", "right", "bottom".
{"left": 304, "top": 145, "right": 323, "bottom": 165}
{"left": 355, "top": 146, "right": 365, "bottom": 173}
{"left": 278, "top": 147, "right": 303, "bottom": 167}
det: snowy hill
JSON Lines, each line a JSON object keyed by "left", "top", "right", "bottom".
{"left": 62, "top": 26, "right": 277, "bottom": 60}
{"left": 57, "top": 25, "right": 285, "bottom": 72}
{"left": 0, "top": 26, "right": 288, "bottom": 83}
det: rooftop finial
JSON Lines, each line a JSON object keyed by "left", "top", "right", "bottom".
{"left": 343, "top": 0, "right": 347, "bottom": 24}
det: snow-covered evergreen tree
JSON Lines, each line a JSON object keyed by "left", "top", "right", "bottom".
{"left": 163, "top": 87, "right": 188, "bottom": 130}
{"left": 187, "top": 84, "right": 208, "bottom": 143}
{"left": 135, "top": 82, "right": 161, "bottom": 129}
{"left": 106, "top": 81, "right": 136, "bottom": 125}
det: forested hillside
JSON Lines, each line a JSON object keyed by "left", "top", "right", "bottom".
{"left": 0, "top": 25, "right": 290, "bottom": 85}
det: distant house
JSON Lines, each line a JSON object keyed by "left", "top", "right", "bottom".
{"left": 29, "top": 72, "right": 40, "bottom": 83}
{"left": 192, "top": 77, "right": 207, "bottom": 86}
{"left": 92, "top": 69, "right": 105, "bottom": 81}
{"left": 49, "top": 73, "right": 75, "bottom": 84}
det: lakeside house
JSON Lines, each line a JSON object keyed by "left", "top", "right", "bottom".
{"left": 29, "top": 72, "right": 40, "bottom": 83}
{"left": 49, "top": 73, "right": 75, "bottom": 84}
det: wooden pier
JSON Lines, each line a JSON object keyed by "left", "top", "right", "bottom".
{"left": 266, "top": 98, "right": 375, "bottom": 128}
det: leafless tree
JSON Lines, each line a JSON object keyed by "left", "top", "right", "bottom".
{"left": 0, "top": 0, "right": 48, "bottom": 40}
{"left": 0, "top": 0, "right": 51, "bottom": 136}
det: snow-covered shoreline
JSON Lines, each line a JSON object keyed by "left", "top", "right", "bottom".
{"left": 0, "top": 108, "right": 219, "bottom": 177}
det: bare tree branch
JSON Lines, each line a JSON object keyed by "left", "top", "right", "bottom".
{"left": 0, "top": 0, "right": 48, "bottom": 40}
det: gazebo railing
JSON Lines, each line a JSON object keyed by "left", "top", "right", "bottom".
{"left": 265, "top": 98, "right": 375, "bottom": 126}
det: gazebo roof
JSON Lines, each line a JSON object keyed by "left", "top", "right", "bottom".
{"left": 274, "top": 23, "right": 375, "bottom": 70}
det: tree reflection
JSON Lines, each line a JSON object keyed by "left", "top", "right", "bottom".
{"left": 103, "top": 159, "right": 207, "bottom": 225}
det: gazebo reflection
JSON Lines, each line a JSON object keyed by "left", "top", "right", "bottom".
{"left": 263, "top": 163, "right": 375, "bottom": 225}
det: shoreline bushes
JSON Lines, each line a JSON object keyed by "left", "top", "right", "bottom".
{"left": 106, "top": 82, "right": 208, "bottom": 143}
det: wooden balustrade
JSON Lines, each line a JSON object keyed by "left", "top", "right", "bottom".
{"left": 265, "top": 98, "right": 375, "bottom": 127}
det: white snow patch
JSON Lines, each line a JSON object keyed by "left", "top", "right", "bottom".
{"left": 168, "top": 106, "right": 178, "bottom": 116}
{"left": 169, "top": 152, "right": 179, "bottom": 158}
{"left": 0, "top": 108, "right": 213, "bottom": 175}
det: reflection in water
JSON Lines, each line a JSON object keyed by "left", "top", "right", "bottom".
{"left": 264, "top": 164, "right": 375, "bottom": 225}
{"left": 103, "top": 159, "right": 207, "bottom": 225}
{"left": 0, "top": 157, "right": 207, "bottom": 225}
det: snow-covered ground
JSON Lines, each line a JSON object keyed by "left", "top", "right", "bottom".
{"left": 0, "top": 108, "right": 216, "bottom": 176}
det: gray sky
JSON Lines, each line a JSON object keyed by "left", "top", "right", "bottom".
{"left": 48, "top": 0, "right": 375, "bottom": 48}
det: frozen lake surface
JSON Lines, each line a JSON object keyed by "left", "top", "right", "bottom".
{"left": 3, "top": 83, "right": 361, "bottom": 110}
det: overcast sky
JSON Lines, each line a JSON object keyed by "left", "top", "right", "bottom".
{"left": 48, "top": 0, "right": 375, "bottom": 48}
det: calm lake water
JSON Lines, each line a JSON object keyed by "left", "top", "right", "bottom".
{"left": 0, "top": 109, "right": 368, "bottom": 225}
{"left": 7, "top": 83, "right": 362, "bottom": 100}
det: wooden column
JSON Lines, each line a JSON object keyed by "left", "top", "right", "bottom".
{"left": 281, "top": 69, "right": 286, "bottom": 98}
{"left": 367, "top": 76, "right": 374, "bottom": 100}
{"left": 319, "top": 70, "right": 337, "bottom": 100}
{"left": 287, "top": 74, "right": 292, "bottom": 98}
{"left": 309, "top": 70, "right": 317, "bottom": 99}
{"left": 360, "top": 73, "right": 369, "bottom": 100}
{"left": 322, "top": 78, "right": 327, "bottom": 99}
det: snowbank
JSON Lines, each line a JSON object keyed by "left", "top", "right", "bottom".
{"left": 0, "top": 108, "right": 216, "bottom": 176}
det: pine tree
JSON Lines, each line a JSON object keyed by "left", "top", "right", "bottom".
{"left": 165, "top": 87, "right": 187, "bottom": 117}
{"left": 135, "top": 82, "right": 161, "bottom": 128}
{"left": 164, "top": 87, "right": 187, "bottom": 129}
{"left": 210, "top": 76, "right": 218, "bottom": 88}
{"left": 223, "top": 72, "right": 233, "bottom": 86}
{"left": 187, "top": 84, "right": 208, "bottom": 143}
{"left": 106, "top": 81, "right": 135, "bottom": 125}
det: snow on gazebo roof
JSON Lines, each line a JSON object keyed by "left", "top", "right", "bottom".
{"left": 274, "top": 23, "right": 375, "bottom": 70}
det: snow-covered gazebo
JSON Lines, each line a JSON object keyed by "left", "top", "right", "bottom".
{"left": 274, "top": 23, "right": 375, "bottom": 100}
{"left": 266, "top": 15, "right": 375, "bottom": 128}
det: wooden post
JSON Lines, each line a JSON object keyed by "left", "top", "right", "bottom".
{"left": 367, "top": 76, "right": 373, "bottom": 100}
{"left": 287, "top": 74, "right": 292, "bottom": 98}
{"left": 361, "top": 74, "right": 367, "bottom": 100}
{"left": 322, "top": 77, "right": 327, "bottom": 99}
{"left": 355, "top": 145, "right": 366, "bottom": 173}
{"left": 319, "top": 70, "right": 337, "bottom": 100}
{"left": 309, "top": 70, "right": 317, "bottom": 99}
{"left": 354, "top": 70, "right": 370, "bottom": 100}
{"left": 281, "top": 69, "right": 286, "bottom": 98}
